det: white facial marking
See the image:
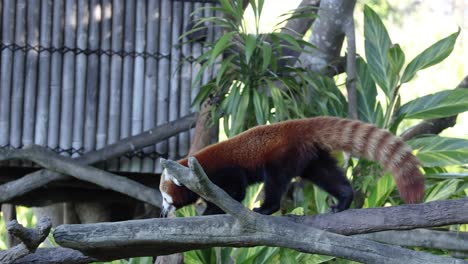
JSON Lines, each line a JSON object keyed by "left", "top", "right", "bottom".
{"left": 161, "top": 190, "right": 176, "bottom": 217}
{"left": 161, "top": 191, "right": 173, "bottom": 204}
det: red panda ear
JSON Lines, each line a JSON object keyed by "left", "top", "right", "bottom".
{"left": 162, "top": 168, "right": 182, "bottom": 186}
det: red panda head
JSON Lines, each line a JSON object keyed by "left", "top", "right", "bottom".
{"left": 159, "top": 168, "right": 197, "bottom": 217}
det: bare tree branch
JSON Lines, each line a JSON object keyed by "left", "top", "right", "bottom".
{"left": 401, "top": 75, "right": 468, "bottom": 140}
{"left": 10, "top": 248, "right": 95, "bottom": 264}
{"left": 53, "top": 158, "right": 468, "bottom": 263}
{"left": 299, "top": 0, "right": 356, "bottom": 74}
{"left": 0, "top": 204, "right": 19, "bottom": 247}
{"left": 0, "top": 114, "right": 197, "bottom": 203}
{"left": 294, "top": 197, "right": 468, "bottom": 235}
{"left": 355, "top": 229, "right": 468, "bottom": 253}
{"left": 0, "top": 145, "right": 162, "bottom": 207}
{"left": 344, "top": 6, "right": 358, "bottom": 119}
{"left": 0, "top": 217, "right": 51, "bottom": 263}
{"left": 282, "top": 0, "right": 320, "bottom": 38}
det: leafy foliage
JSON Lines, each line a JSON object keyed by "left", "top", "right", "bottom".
{"left": 188, "top": 0, "right": 320, "bottom": 137}
{"left": 178, "top": 2, "right": 467, "bottom": 263}
{"left": 398, "top": 89, "right": 468, "bottom": 119}
{"left": 408, "top": 136, "right": 468, "bottom": 167}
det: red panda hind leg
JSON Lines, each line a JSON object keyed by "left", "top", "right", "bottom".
{"left": 301, "top": 149, "right": 354, "bottom": 213}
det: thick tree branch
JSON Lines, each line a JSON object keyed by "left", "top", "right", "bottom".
{"left": 0, "top": 145, "right": 162, "bottom": 207}
{"left": 0, "top": 114, "right": 197, "bottom": 203}
{"left": 282, "top": 0, "right": 320, "bottom": 38}
{"left": 355, "top": 229, "right": 468, "bottom": 253}
{"left": 401, "top": 75, "right": 468, "bottom": 140}
{"left": 10, "top": 248, "right": 95, "bottom": 264}
{"left": 54, "top": 158, "right": 468, "bottom": 263}
{"left": 344, "top": 7, "right": 358, "bottom": 119}
{"left": 0, "top": 217, "right": 51, "bottom": 263}
{"left": 299, "top": 0, "right": 356, "bottom": 74}
{"left": 293, "top": 197, "right": 468, "bottom": 235}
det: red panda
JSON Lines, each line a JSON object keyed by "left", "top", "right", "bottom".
{"left": 159, "top": 116, "right": 425, "bottom": 216}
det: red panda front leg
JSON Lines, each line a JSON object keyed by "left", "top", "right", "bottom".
{"left": 253, "top": 167, "right": 291, "bottom": 215}
{"left": 203, "top": 166, "right": 249, "bottom": 215}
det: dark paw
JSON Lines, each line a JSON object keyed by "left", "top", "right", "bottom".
{"left": 330, "top": 204, "right": 345, "bottom": 213}
{"left": 253, "top": 207, "right": 277, "bottom": 215}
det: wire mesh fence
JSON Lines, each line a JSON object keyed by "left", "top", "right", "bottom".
{"left": 0, "top": 0, "right": 221, "bottom": 173}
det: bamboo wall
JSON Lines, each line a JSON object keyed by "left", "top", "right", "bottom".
{"left": 0, "top": 0, "right": 220, "bottom": 173}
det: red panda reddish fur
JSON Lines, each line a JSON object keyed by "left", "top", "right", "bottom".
{"left": 160, "top": 117, "right": 425, "bottom": 215}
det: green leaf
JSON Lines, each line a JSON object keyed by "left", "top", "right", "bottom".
{"left": 388, "top": 44, "right": 405, "bottom": 76}
{"left": 401, "top": 30, "right": 459, "bottom": 84}
{"left": 210, "top": 32, "right": 235, "bottom": 63}
{"left": 424, "top": 179, "right": 461, "bottom": 202}
{"left": 216, "top": 54, "right": 236, "bottom": 85}
{"left": 245, "top": 34, "right": 257, "bottom": 64}
{"left": 231, "top": 87, "right": 250, "bottom": 135}
{"left": 252, "top": 89, "right": 268, "bottom": 125}
{"left": 364, "top": 172, "right": 396, "bottom": 208}
{"left": 364, "top": 5, "right": 392, "bottom": 96}
{"left": 426, "top": 172, "right": 468, "bottom": 179}
{"left": 398, "top": 89, "right": 468, "bottom": 119}
{"left": 279, "top": 248, "right": 297, "bottom": 264}
{"left": 191, "top": 82, "right": 216, "bottom": 108}
{"left": 313, "top": 186, "right": 329, "bottom": 214}
{"left": 356, "top": 58, "right": 384, "bottom": 124}
{"left": 408, "top": 136, "right": 468, "bottom": 167}
{"left": 262, "top": 42, "right": 272, "bottom": 72}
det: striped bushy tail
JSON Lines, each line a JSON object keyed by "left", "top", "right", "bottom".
{"left": 312, "top": 117, "right": 425, "bottom": 203}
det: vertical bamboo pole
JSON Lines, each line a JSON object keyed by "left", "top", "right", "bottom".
{"left": 107, "top": 0, "right": 124, "bottom": 171}
{"left": 178, "top": 0, "right": 193, "bottom": 158}
{"left": 201, "top": 2, "right": 214, "bottom": 88}
{"left": 119, "top": 0, "right": 135, "bottom": 172}
{"left": 96, "top": 0, "right": 111, "bottom": 151}
{"left": 35, "top": 0, "right": 53, "bottom": 147}
{"left": 144, "top": 0, "right": 160, "bottom": 173}
{"left": 72, "top": 0, "right": 89, "bottom": 158}
{"left": 169, "top": 0, "right": 182, "bottom": 162}
{"left": 131, "top": 0, "right": 146, "bottom": 172}
{"left": 0, "top": 0, "right": 16, "bottom": 148}
{"left": 190, "top": 2, "right": 203, "bottom": 141}
{"left": 60, "top": 0, "right": 77, "bottom": 157}
{"left": 48, "top": 0, "right": 64, "bottom": 151}
{"left": 84, "top": 0, "right": 100, "bottom": 153}
{"left": 22, "top": 0, "right": 40, "bottom": 151}
{"left": 10, "top": 0, "right": 26, "bottom": 167}
{"left": 155, "top": 0, "right": 172, "bottom": 172}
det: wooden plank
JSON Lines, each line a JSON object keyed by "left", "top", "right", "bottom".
{"left": 47, "top": 0, "right": 64, "bottom": 150}
{"left": 83, "top": 0, "right": 100, "bottom": 153}
{"left": 34, "top": 0, "right": 53, "bottom": 147}
{"left": 60, "top": 0, "right": 77, "bottom": 156}
{"left": 131, "top": 0, "right": 147, "bottom": 172}
{"left": 0, "top": 0, "right": 15, "bottom": 148}
{"left": 143, "top": 0, "right": 160, "bottom": 172}
{"left": 72, "top": 0, "right": 89, "bottom": 158}
{"left": 119, "top": 0, "right": 135, "bottom": 172}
